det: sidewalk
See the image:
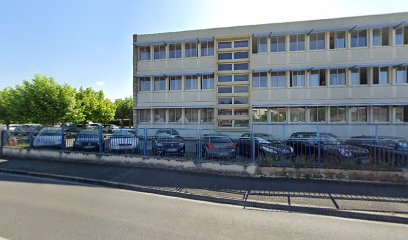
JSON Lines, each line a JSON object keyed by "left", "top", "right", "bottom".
{"left": 0, "top": 158, "right": 407, "bottom": 223}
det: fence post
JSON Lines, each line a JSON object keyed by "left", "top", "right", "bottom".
{"left": 98, "top": 126, "right": 103, "bottom": 154}
{"left": 29, "top": 128, "right": 34, "bottom": 149}
{"left": 251, "top": 127, "right": 255, "bottom": 164}
{"left": 198, "top": 129, "right": 202, "bottom": 160}
{"left": 143, "top": 128, "right": 147, "bottom": 156}
{"left": 316, "top": 124, "right": 321, "bottom": 165}
{"left": 60, "top": 127, "right": 65, "bottom": 150}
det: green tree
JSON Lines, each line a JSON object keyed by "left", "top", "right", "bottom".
{"left": 76, "top": 87, "right": 116, "bottom": 124}
{"left": 114, "top": 97, "right": 133, "bottom": 127}
{"left": 0, "top": 88, "right": 14, "bottom": 126}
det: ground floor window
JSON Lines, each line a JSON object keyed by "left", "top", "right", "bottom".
{"left": 309, "top": 107, "right": 326, "bottom": 122}
{"left": 253, "top": 108, "right": 268, "bottom": 122}
{"left": 372, "top": 106, "right": 389, "bottom": 122}
{"left": 395, "top": 106, "right": 408, "bottom": 123}
{"left": 330, "top": 107, "right": 346, "bottom": 122}
{"left": 153, "top": 109, "right": 166, "bottom": 123}
{"left": 200, "top": 108, "right": 214, "bottom": 123}
{"left": 139, "top": 109, "right": 151, "bottom": 122}
{"left": 185, "top": 108, "right": 198, "bottom": 123}
{"left": 350, "top": 106, "right": 367, "bottom": 122}
{"left": 271, "top": 108, "right": 287, "bottom": 122}
{"left": 289, "top": 107, "right": 306, "bottom": 123}
{"left": 168, "top": 108, "right": 182, "bottom": 123}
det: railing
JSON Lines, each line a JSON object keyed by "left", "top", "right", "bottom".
{"left": 1, "top": 125, "right": 407, "bottom": 170}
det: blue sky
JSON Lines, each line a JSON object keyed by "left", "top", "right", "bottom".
{"left": 1, "top": 0, "right": 408, "bottom": 100}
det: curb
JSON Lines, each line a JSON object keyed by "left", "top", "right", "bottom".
{"left": 0, "top": 168, "right": 407, "bottom": 224}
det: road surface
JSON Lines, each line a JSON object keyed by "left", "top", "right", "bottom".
{"left": 0, "top": 172, "right": 406, "bottom": 240}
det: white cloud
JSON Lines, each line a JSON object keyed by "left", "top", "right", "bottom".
{"left": 95, "top": 81, "right": 105, "bottom": 86}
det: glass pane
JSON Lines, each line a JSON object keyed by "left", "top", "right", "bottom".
{"left": 234, "top": 86, "right": 249, "bottom": 93}
{"left": 218, "top": 75, "right": 233, "bottom": 82}
{"left": 234, "top": 40, "right": 249, "bottom": 48}
{"left": 234, "top": 63, "right": 249, "bottom": 71}
{"left": 218, "top": 64, "right": 233, "bottom": 71}
{"left": 271, "top": 108, "right": 287, "bottom": 122}
{"left": 290, "top": 108, "right": 305, "bottom": 122}
{"left": 234, "top": 97, "right": 248, "bottom": 104}
{"left": 234, "top": 75, "right": 249, "bottom": 82}
{"left": 218, "top": 42, "right": 232, "bottom": 49}
{"left": 234, "top": 52, "right": 249, "bottom": 59}
{"left": 202, "top": 75, "right": 214, "bottom": 89}
{"left": 253, "top": 108, "right": 268, "bottom": 122}
{"left": 372, "top": 29, "right": 381, "bottom": 46}
{"left": 218, "top": 86, "right": 232, "bottom": 93}
{"left": 218, "top": 53, "right": 232, "bottom": 60}
{"left": 336, "top": 31, "right": 345, "bottom": 48}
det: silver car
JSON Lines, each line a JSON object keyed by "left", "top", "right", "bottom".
{"left": 109, "top": 129, "right": 139, "bottom": 153}
{"left": 33, "top": 128, "right": 63, "bottom": 148}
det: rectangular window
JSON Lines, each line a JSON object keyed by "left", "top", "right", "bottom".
{"left": 395, "top": 26, "right": 408, "bottom": 45}
{"left": 310, "top": 69, "right": 326, "bottom": 87}
{"left": 169, "top": 76, "right": 182, "bottom": 91}
{"left": 235, "top": 120, "right": 249, "bottom": 127}
{"left": 309, "top": 32, "right": 325, "bottom": 50}
{"left": 290, "top": 70, "right": 305, "bottom": 87}
{"left": 153, "top": 109, "right": 166, "bottom": 123}
{"left": 218, "top": 86, "right": 232, "bottom": 94}
{"left": 309, "top": 107, "right": 326, "bottom": 122}
{"left": 139, "top": 77, "right": 151, "bottom": 91}
{"left": 351, "top": 68, "right": 368, "bottom": 85}
{"left": 252, "top": 72, "right": 267, "bottom": 88}
{"left": 139, "top": 109, "right": 151, "bottom": 122}
{"left": 234, "top": 86, "right": 249, "bottom": 93}
{"left": 329, "top": 31, "right": 346, "bottom": 49}
{"left": 218, "top": 41, "right": 232, "bottom": 49}
{"left": 185, "top": 108, "right": 198, "bottom": 123}
{"left": 373, "top": 106, "right": 389, "bottom": 122}
{"left": 218, "top": 109, "right": 232, "bottom": 116}
{"left": 168, "top": 109, "right": 182, "bottom": 123}
{"left": 396, "top": 66, "right": 408, "bottom": 84}
{"left": 154, "top": 77, "right": 166, "bottom": 91}
{"left": 218, "top": 52, "right": 233, "bottom": 60}
{"left": 201, "top": 74, "right": 214, "bottom": 89}
{"left": 234, "top": 74, "right": 249, "bottom": 82}
{"left": 372, "top": 28, "right": 389, "bottom": 46}
{"left": 271, "top": 108, "right": 287, "bottom": 122}
{"left": 234, "top": 40, "right": 249, "bottom": 48}
{"left": 373, "top": 67, "right": 389, "bottom": 84}
{"left": 200, "top": 108, "right": 214, "bottom": 123}
{"left": 154, "top": 45, "right": 166, "bottom": 60}
{"left": 234, "top": 109, "right": 249, "bottom": 115}
{"left": 201, "top": 41, "right": 214, "bottom": 56}
{"left": 234, "top": 63, "right": 249, "bottom": 71}
{"left": 271, "top": 35, "right": 286, "bottom": 52}
{"left": 253, "top": 108, "right": 268, "bottom": 122}
{"left": 218, "top": 97, "right": 232, "bottom": 104}
{"left": 234, "top": 52, "right": 249, "bottom": 59}
{"left": 185, "top": 75, "right": 198, "bottom": 90}
{"left": 185, "top": 42, "right": 197, "bottom": 58}
{"left": 218, "top": 120, "right": 232, "bottom": 127}
{"left": 395, "top": 106, "right": 408, "bottom": 123}
{"left": 330, "top": 69, "right": 346, "bottom": 85}
{"left": 169, "top": 43, "right": 182, "bottom": 59}
{"left": 218, "top": 64, "right": 233, "bottom": 71}
{"left": 271, "top": 71, "right": 287, "bottom": 87}
{"left": 289, "top": 34, "right": 305, "bottom": 51}
{"left": 290, "top": 107, "right": 306, "bottom": 122}
{"left": 350, "top": 29, "right": 367, "bottom": 48}
{"left": 252, "top": 37, "right": 267, "bottom": 53}
{"left": 350, "top": 106, "right": 367, "bottom": 122}
{"left": 234, "top": 97, "right": 248, "bottom": 104}
{"left": 218, "top": 75, "right": 233, "bottom": 82}
{"left": 330, "top": 107, "right": 346, "bottom": 122}
{"left": 139, "top": 46, "right": 151, "bottom": 60}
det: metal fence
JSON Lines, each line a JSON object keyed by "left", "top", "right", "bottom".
{"left": 1, "top": 124, "right": 407, "bottom": 170}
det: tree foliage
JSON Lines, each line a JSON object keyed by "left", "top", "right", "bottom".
{"left": 114, "top": 97, "right": 133, "bottom": 127}
{"left": 76, "top": 87, "right": 116, "bottom": 124}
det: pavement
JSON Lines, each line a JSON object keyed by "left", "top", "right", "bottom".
{"left": 0, "top": 172, "right": 407, "bottom": 240}
{"left": 0, "top": 158, "right": 407, "bottom": 224}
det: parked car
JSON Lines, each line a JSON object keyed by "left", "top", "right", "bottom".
{"left": 62, "top": 123, "right": 84, "bottom": 133}
{"left": 73, "top": 129, "right": 100, "bottom": 151}
{"left": 33, "top": 127, "right": 63, "bottom": 148}
{"left": 87, "top": 123, "right": 103, "bottom": 129}
{"left": 237, "top": 133, "right": 294, "bottom": 159}
{"left": 109, "top": 129, "right": 139, "bottom": 153}
{"left": 287, "top": 132, "right": 369, "bottom": 163}
{"left": 152, "top": 129, "right": 185, "bottom": 156}
{"left": 201, "top": 134, "right": 236, "bottom": 159}
{"left": 103, "top": 124, "right": 119, "bottom": 134}
{"left": 346, "top": 136, "right": 408, "bottom": 166}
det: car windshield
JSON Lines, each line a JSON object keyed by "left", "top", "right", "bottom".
{"left": 39, "top": 129, "right": 61, "bottom": 136}
{"left": 78, "top": 130, "right": 98, "bottom": 136}
{"left": 113, "top": 130, "right": 136, "bottom": 136}
{"left": 319, "top": 134, "right": 341, "bottom": 145}
{"left": 210, "top": 137, "right": 231, "bottom": 143}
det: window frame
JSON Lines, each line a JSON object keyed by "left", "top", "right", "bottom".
{"left": 252, "top": 72, "right": 268, "bottom": 88}
{"left": 139, "top": 46, "right": 151, "bottom": 61}
{"left": 184, "top": 42, "right": 198, "bottom": 58}
{"left": 185, "top": 75, "right": 199, "bottom": 90}
{"left": 201, "top": 74, "right": 214, "bottom": 89}
{"left": 309, "top": 32, "right": 326, "bottom": 50}
{"left": 200, "top": 41, "right": 214, "bottom": 57}
{"left": 271, "top": 71, "right": 287, "bottom": 88}
{"left": 169, "top": 76, "right": 182, "bottom": 91}
{"left": 310, "top": 69, "right": 326, "bottom": 87}
{"left": 329, "top": 68, "right": 346, "bottom": 86}
{"left": 153, "top": 77, "right": 166, "bottom": 91}
{"left": 168, "top": 108, "right": 182, "bottom": 123}
{"left": 290, "top": 70, "right": 306, "bottom": 87}
{"left": 289, "top": 34, "right": 305, "bottom": 52}
{"left": 270, "top": 35, "right": 286, "bottom": 52}
{"left": 169, "top": 43, "right": 182, "bottom": 59}
{"left": 139, "top": 77, "right": 151, "bottom": 91}
{"left": 350, "top": 29, "right": 367, "bottom": 48}
{"left": 139, "top": 109, "right": 151, "bottom": 123}
{"left": 329, "top": 106, "right": 346, "bottom": 123}
{"left": 153, "top": 45, "right": 166, "bottom": 60}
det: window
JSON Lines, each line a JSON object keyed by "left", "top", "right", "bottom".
{"left": 350, "top": 29, "right": 367, "bottom": 48}
{"left": 201, "top": 108, "right": 214, "bottom": 123}
{"left": 290, "top": 107, "right": 306, "bottom": 122}
{"left": 289, "top": 34, "right": 305, "bottom": 51}
{"left": 330, "top": 69, "right": 346, "bottom": 85}
{"left": 396, "top": 66, "right": 408, "bottom": 84}
{"left": 350, "top": 106, "right": 367, "bottom": 122}
{"left": 218, "top": 120, "right": 232, "bottom": 127}
{"left": 234, "top": 86, "right": 249, "bottom": 93}
{"left": 201, "top": 41, "right": 214, "bottom": 56}
{"left": 139, "top": 109, "right": 151, "bottom": 122}
{"left": 185, "top": 108, "right": 198, "bottom": 122}
{"left": 234, "top": 75, "right": 249, "bottom": 82}
{"left": 153, "top": 109, "right": 166, "bottom": 122}
{"left": 234, "top": 52, "right": 249, "bottom": 59}
{"left": 395, "top": 106, "right": 408, "bottom": 123}
{"left": 290, "top": 70, "right": 305, "bottom": 87}
{"left": 234, "top": 63, "right": 249, "bottom": 71}
{"left": 218, "top": 75, "right": 233, "bottom": 82}
{"left": 154, "top": 77, "right": 166, "bottom": 91}
{"left": 271, "top": 71, "right": 287, "bottom": 87}
{"left": 218, "top": 42, "right": 232, "bottom": 49}
{"left": 234, "top": 40, "right": 249, "bottom": 48}
{"left": 351, "top": 68, "right": 368, "bottom": 85}
{"left": 169, "top": 44, "right": 182, "bottom": 59}
{"left": 168, "top": 109, "right": 182, "bottom": 123}
{"left": 218, "top": 64, "right": 233, "bottom": 71}
{"left": 253, "top": 108, "right": 268, "bottom": 122}
{"left": 271, "top": 108, "right": 287, "bottom": 122}
{"left": 310, "top": 69, "right": 326, "bottom": 87}
{"left": 201, "top": 74, "right": 214, "bottom": 89}
{"left": 395, "top": 26, "right": 408, "bottom": 45}
{"left": 234, "top": 97, "right": 248, "bottom": 104}
{"left": 373, "top": 67, "right": 389, "bottom": 84}
{"left": 169, "top": 76, "right": 182, "bottom": 90}
{"left": 330, "top": 107, "right": 346, "bottom": 122}
{"left": 185, "top": 75, "right": 198, "bottom": 90}
{"left": 154, "top": 45, "right": 166, "bottom": 60}
{"left": 372, "top": 28, "right": 389, "bottom": 46}
{"left": 309, "top": 107, "right": 326, "bottom": 122}
{"left": 234, "top": 120, "right": 249, "bottom": 127}
{"left": 218, "top": 109, "right": 232, "bottom": 116}
{"left": 185, "top": 42, "right": 197, "bottom": 58}
{"left": 218, "top": 53, "right": 232, "bottom": 60}
{"left": 139, "top": 77, "right": 151, "bottom": 91}
{"left": 234, "top": 109, "right": 249, "bottom": 115}
{"left": 252, "top": 72, "right": 267, "bottom": 88}
{"left": 252, "top": 37, "right": 267, "bottom": 53}
{"left": 218, "top": 86, "right": 232, "bottom": 94}
{"left": 271, "top": 36, "right": 286, "bottom": 52}
{"left": 373, "top": 106, "right": 389, "bottom": 122}
{"left": 309, "top": 33, "right": 325, "bottom": 50}
{"left": 139, "top": 46, "right": 151, "bottom": 60}
{"left": 329, "top": 31, "right": 346, "bottom": 49}
{"left": 218, "top": 97, "right": 232, "bottom": 104}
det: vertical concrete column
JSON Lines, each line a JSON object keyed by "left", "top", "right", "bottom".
{"left": 133, "top": 34, "right": 139, "bottom": 129}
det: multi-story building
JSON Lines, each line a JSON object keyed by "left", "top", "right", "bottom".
{"left": 133, "top": 12, "right": 408, "bottom": 137}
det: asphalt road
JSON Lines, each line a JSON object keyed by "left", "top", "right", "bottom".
{"left": 0, "top": 173, "right": 407, "bottom": 240}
